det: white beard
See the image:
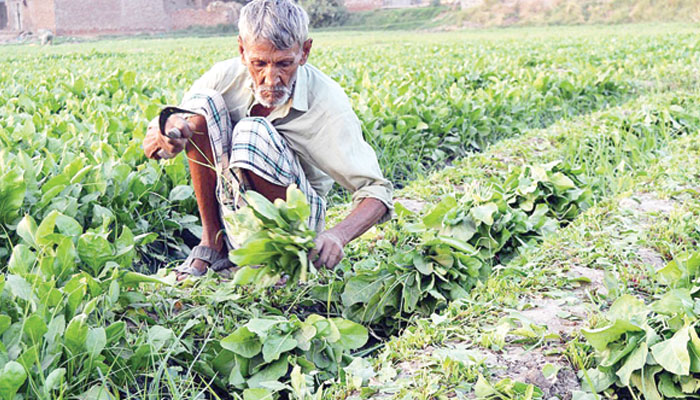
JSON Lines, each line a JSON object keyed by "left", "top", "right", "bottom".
{"left": 253, "top": 74, "right": 297, "bottom": 109}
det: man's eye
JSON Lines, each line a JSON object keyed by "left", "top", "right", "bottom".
{"left": 253, "top": 61, "right": 266, "bottom": 68}
{"left": 278, "top": 62, "right": 292, "bottom": 68}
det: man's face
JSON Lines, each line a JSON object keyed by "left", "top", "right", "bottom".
{"left": 239, "top": 36, "right": 313, "bottom": 108}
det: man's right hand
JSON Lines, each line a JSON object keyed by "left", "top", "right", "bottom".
{"left": 143, "top": 115, "right": 195, "bottom": 160}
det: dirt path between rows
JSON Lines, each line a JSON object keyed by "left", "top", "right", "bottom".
{"left": 376, "top": 192, "right": 677, "bottom": 399}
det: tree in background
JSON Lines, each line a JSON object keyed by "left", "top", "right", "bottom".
{"left": 299, "top": 0, "right": 349, "bottom": 27}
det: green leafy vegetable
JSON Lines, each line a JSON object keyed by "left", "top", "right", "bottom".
{"left": 229, "top": 186, "right": 316, "bottom": 284}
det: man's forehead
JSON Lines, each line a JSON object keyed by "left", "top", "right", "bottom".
{"left": 240, "top": 37, "right": 301, "bottom": 59}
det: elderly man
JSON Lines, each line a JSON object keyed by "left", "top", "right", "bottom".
{"left": 143, "top": 0, "right": 393, "bottom": 278}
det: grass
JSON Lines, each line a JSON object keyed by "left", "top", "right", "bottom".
{"left": 456, "top": 0, "right": 700, "bottom": 28}
{"left": 338, "top": 6, "right": 451, "bottom": 30}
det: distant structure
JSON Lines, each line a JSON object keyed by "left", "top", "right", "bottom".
{"left": 459, "top": 0, "right": 483, "bottom": 8}
{"left": 0, "top": 0, "right": 241, "bottom": 36}
{"left": 344, "top": 0, "right": 431, "bottom": 12}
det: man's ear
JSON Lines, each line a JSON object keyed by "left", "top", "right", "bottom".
{"left": 300, "top": 38, "right": 313, "bottom": 65}
{"left": 238, "top": 36, "right": 247, "bottom": 63}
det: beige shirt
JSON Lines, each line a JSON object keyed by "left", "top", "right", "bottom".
{"left": 183, "top": 58, "right": 394, "bottom": 222}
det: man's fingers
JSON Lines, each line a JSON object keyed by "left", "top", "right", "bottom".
{"left": 329, "top": 248, "right": 345, "bottom": 269}
{"left": 165, "top": 136, "right": 186, "bottom": 147}
{"left": 144, "top": 123, "right": 170, "bottom": 159}
{"left": 313, "top": 258, "right": 323, "bottom": 269}
{"left": 327, "top": 253, "right": 342, "bottom": 269}
{"left": 318, "top": 250, "right": 331, "bottom": 268}
{"left": 318, "top": 246, "right": 343, "bottom": 269}
{"left": 144, "top": 115, "right": 192, "bottom": 160}
{"left": 310, "top": 239, "right": 322, "bottom": 258}
{"left": 166, "top": 126, "right": 183, "bottom": 139}
{"left": 164, "top": 136, "right": 187, "bottom": 154}
{"left": 310, "top": 241, "right": 323, "bottom": 268}
{"left": 156, "top": 149, "right": 173, "bottom": 160}
{"left": 312, "top": 232, "right": 346, "bottom": 269}
{"left": 168, "top": 116, "right": 194, "bottom": 139}
{"left": 326, "top": 253, "right": 340, "bottom": 269}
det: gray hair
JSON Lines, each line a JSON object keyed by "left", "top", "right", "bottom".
{"left": 238, "top": 0, "right": 310, "bottom": 50}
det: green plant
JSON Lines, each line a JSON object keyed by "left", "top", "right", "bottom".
{"left": 216, "top": 314, "right": 368, "bottom": 398}
{"left": 337, "top": 161, "right": 592, "bottom": 331}
{"left": 581, "top": 252, "right": 700, "bottom": 398}
{"left": 229, "top": 186, "right": 317, "bottom": 285}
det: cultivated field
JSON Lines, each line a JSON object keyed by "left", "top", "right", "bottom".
{"left": 0, "top": 24, "right": 699, "bottom": 399}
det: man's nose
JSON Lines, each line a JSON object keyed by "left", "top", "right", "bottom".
{"left": 263, "top": 66, "right": 282, "bottom": 86}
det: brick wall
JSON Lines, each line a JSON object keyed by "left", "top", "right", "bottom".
{"left": 3, "top": 0, "right": 21, "bottom": 30}
{"left": 1, "top": 0, "right": 240, "bottom": 35}
{"left": 164, "top": 0, "right": 196, "bottom": 12}
{"left": 118, "top": 0, "right": 170, "bottom": 31}
{"left": 25, "top": 0, "right": 56, "bottom": 31}
{"left": 0, "top": 0, "right": 57, "bottom": 32}
{"left": 164, "top": 0, "right": 224, "bottom": 12}
{"left": 53, "top": 0, "right": 169, "bottom": 34}
{"left": 344, "top": 0, "right": 383, "bottom": 11}
{"left": 169, "top": 1, "right": 239, "bottom": 30}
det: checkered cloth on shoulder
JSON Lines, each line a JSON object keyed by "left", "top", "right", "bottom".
{"left": 179, "top": 89, "right": 326, "bottom": 249}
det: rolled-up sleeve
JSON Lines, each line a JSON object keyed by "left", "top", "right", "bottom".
{"left": 307, "top": 111, "right": 394, "bottom": 224}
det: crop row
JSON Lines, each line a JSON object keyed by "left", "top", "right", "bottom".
{"left": 323, "top": 32, "right": 700, "bottom": 186}
{"left": 2, "top": 30, "right": 699, "bottom": 270}
{"left": 326, "top": 122, "right": 700, "bottom": 399}
{"left": 325, "top": 90, "right": 700, "bottom": 326}
{"left": 321, "top": 92, "right": 700, "bottom": 398}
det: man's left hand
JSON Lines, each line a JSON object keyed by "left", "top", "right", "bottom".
{"left": 308, "top": 198, "right": 388, "bottom": 270}
{"left": 310, "top": 230, "right": 346, "bottom": 269}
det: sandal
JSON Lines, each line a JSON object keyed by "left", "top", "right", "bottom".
{"left": 174, "top": 245, "right": 235, "bottom": 278}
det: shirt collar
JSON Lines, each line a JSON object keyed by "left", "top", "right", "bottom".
{"left": 291, "top": 64, "right": 309, "bottom": 112}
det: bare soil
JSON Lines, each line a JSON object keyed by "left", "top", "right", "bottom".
{"left": 481, "top": 345, "right": 580, "bottom": 399}
{"left": 619, "top": 193, "right": 676, "bottom": 214}
{"left": 395, "top": 198, "right": 428, "bottom": 214}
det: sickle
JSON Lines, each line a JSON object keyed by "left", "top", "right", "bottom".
{"left": 158, "top": 106, "right": 199, "bottom": 139}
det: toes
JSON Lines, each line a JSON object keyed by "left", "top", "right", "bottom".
{"left": 191, "top": 259, "right": 209, "bottom": 273}
{"left": 175, "top": 271, "right": 189, "bottom": 282}
{"left": 175, "top": 259, "right": 209, "bottom": 281}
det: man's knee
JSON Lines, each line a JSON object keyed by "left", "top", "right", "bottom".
{"left": 229, "top": 117, "right": 291, "bottom": 184}
{"left": 185, "top": 114, "right": 210, "bottom": 151}
{"left": 188, "top": 114, "right": 208, "bottom": 134}
{"left": 232, "top": 117, "right": 277, "bottom": 146}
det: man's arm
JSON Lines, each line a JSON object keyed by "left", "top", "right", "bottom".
{"left": 302, "top": 109, "right": 393, "bottom": 269}
{"left": 310, "top": 198, "right": 388, "bottom": 269}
